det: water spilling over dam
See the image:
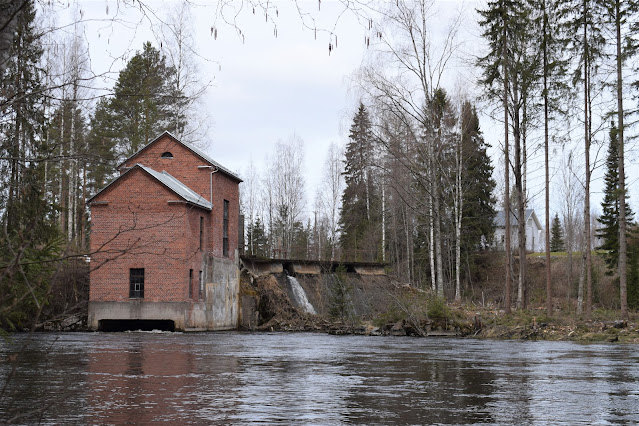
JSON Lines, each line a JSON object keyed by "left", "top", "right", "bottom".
{"left": 238, "top": 256, "right": 396, "bottom": 329}
{"left": 286, "top": 275, "right": 316, "bottom": 314}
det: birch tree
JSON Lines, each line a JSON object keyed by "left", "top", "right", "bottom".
{"left": 357, "top": 0, "right": 462, "bottom": 294}
{"left": 317, "top": 142, "right": 344, "bottom": 261}
{"left": 267, "top": 134, "right": 306, "bottom": 258}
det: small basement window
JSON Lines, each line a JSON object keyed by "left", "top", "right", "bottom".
{"left": 130, "top": 268, "right": 145, "bottom": 298}
{"left": 161, "top": 151, "right": 173, "bottom": 158}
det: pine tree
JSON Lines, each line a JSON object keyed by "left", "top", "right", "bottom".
{"left": 550, "top": 213, "right": 565, "bottom": 252}
{"left": 604, "top": 0, "right": 638, "bottom": 319}
{"left": 339, "top": 103, "right": 379, "bottom": 262}
{"left": 88, "top": 42, "right": 185, "bottom": 168}
{"left": 477, "top": 0, "right": 531, "bottom": 311}
{"left": 597, "top": 122, "right": 634, "bottom": 271}
{"left": 565, "top": 0, "right": 607, "bottom": 318}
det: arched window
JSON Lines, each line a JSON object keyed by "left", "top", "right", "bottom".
{"left": 161, "top": 151, "right": 173, "bottom": 158}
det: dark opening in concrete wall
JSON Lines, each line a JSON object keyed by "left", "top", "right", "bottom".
{"left": 282, "top": 262, "right": 293, "bottom": 275}
{"left": 330, "top": 263, "right": 357, "bottom": 273}
{"left": 98, "top": 319, "right": 176, "bottom": 332}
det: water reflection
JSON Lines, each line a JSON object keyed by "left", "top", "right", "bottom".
{"left": 1, "top": 333, "right": 638, "bottom": 424}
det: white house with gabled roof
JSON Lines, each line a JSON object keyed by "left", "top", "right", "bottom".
{"left": 493, "top": 209, "right": 544, "bottom": 252}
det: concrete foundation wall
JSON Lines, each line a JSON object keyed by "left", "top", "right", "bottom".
{"left": 88, "top": 252, "right": 240, "bottom": 332}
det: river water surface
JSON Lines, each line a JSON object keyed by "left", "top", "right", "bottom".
{"left": 1, "top": 332, "right": 638, "bottom": 424}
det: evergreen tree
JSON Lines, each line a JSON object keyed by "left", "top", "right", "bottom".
{"left": 86, "top": 98, "right": 119, "bottom": 195}
{"left": 339, "top": 103, "right": 379, "bottom": 262}
{"left": 247, "top": 216, "right": 269, "bottom": 258}
{"left": 459, "top": 102, "right": 496, "bottom": 255}
{"left": 328, "top": 264, "right": 353, "bottom": 321}
{"left": 0, "top": 2, "right": 63, "bottom": 331}
{"left": 566, "top": 0, "right": 607, "bottom": 318}
{"left": 597, "top": 122, "right": 634, "bottom": 271}
{"left": 477, "top": 0, "right": 531, "bottom": 311}
{"left": 88, "top": 42, "right": 185, "bottom": 170}
{"left": 550, "top": 213, "right": 565, "bottom": 252}
{"left": 0, "top": 0, "right": 46, "bottom": 231}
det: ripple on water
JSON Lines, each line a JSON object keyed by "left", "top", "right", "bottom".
{"left": 0, "top": 333, "right": 638, "bottom": 424}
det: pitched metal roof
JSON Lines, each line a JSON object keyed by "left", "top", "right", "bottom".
{"left": 139, "top": 165, "right": 212, "bottom": 210}
{"left": 88, "top": 164, "right": 212, "bottom": 211}
{"left": 117, "top": 130, "right": 242, "bottom": 182}
{"left": 494, "top": 209, "right": 539, "bottom": 228}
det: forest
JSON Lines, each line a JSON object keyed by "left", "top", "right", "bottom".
{"left": 1, "top": 0, "right": 639, "bottom": 332}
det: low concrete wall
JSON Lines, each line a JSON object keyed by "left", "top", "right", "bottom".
{"left": 291, "top": 263, "right": 321, "bottom": 275}
{"left": 241, "top": 258, "right": 283, "bottom": 275}
{"left": 89, "top": 301, "right": 191, "bottom": 331}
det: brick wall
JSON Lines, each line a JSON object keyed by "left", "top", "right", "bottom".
{"left": 120, "top": 134, "right": 240, "bottom": 260}
{"left": 121, "top": 135, "right": 214, "bottom": 200}
{"left": 90, "top": 168, "right": 208, "bottom": 303}
{"left": 209, "top": 172, "right": 240, "bottom": 260}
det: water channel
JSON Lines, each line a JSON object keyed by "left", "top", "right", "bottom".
{"left": 1, "top": 332, "right": 638, "bottom": 424}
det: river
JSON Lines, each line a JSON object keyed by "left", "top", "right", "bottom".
{"left": 1, "top": 332, "right": 638, "bottom": 424}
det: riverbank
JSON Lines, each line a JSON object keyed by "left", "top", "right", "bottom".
{"left": 247, "top": 309, "right": 639, "bottom": 343}
{"left": 245, "top": 274, "right": 639, "bottom": 342}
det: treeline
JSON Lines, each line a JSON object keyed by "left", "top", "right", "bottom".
{"left": 476, "top": 0, "right": 639, "bottom": 318}
{"left": 243, "top": 0, "right": 639, "bottom": 315}
{"left": 2, "top": 0, "right": 639, "bottom": 331}
{"left": 242, "top": 99, "right": 496, "bottom": 303}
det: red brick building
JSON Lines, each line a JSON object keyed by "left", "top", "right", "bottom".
{"left": 88, "top": 131, "right": 242, "bottom": 331}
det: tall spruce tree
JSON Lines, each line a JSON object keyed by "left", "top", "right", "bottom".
{"left": 339, "top": 103, "right": 379, "bottom": 262}
{"left": 596, "top": 122, "right": 633, "bottom": 272}
{"left": 0, "top": 0, "right": 46, "bottom": 231}
{"left": 0, "top": 1, "right": 62, "bottom": 331}
{"left": 550, "top": 213, "right": 565, "bottom": 252}
{"left": 603, "top": 0, "right": 638, "bottom": 320}
{"left": 459, "top": 102, "right": 497, "bottom": 255}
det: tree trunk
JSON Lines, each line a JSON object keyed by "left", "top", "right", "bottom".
{"left": 382, "top": 182, "right": 386, "bottom": 263}
{"left": 503, "top": 8, "right": 512, "bottom": 314}
{"left": 543, "top": 0, "right": 552, "bottom": 316}
{"left": 583, "top": 1, "right": 593, "bottom": 320}
{"left": 614, "top": 0, "right": 628, "bottom": 320}
{"left": 513, "top": 81, "right": 526, "bottom": 310}
{"left": 455, "top": 127, "right": 463, "bottom": 301}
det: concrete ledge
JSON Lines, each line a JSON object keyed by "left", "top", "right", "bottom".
{"left": 88, "top": 300, "right": 237, "bottom": 331}
{"left": 291, "top": 263, "right": 321, "bottom": 275}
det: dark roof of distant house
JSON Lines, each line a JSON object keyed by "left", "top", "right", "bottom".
{"left": 88, "top": 164, "right": 212, "bottom": 211}
{"left": 494, "top": 209, "right": 541, "bottom": 229}
{"left": 117, "top": 130, "right": 242, "bottom": 182}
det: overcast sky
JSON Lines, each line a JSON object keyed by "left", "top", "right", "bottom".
{"left": 59, "top": 0, "right": 638, "bottom": 225}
